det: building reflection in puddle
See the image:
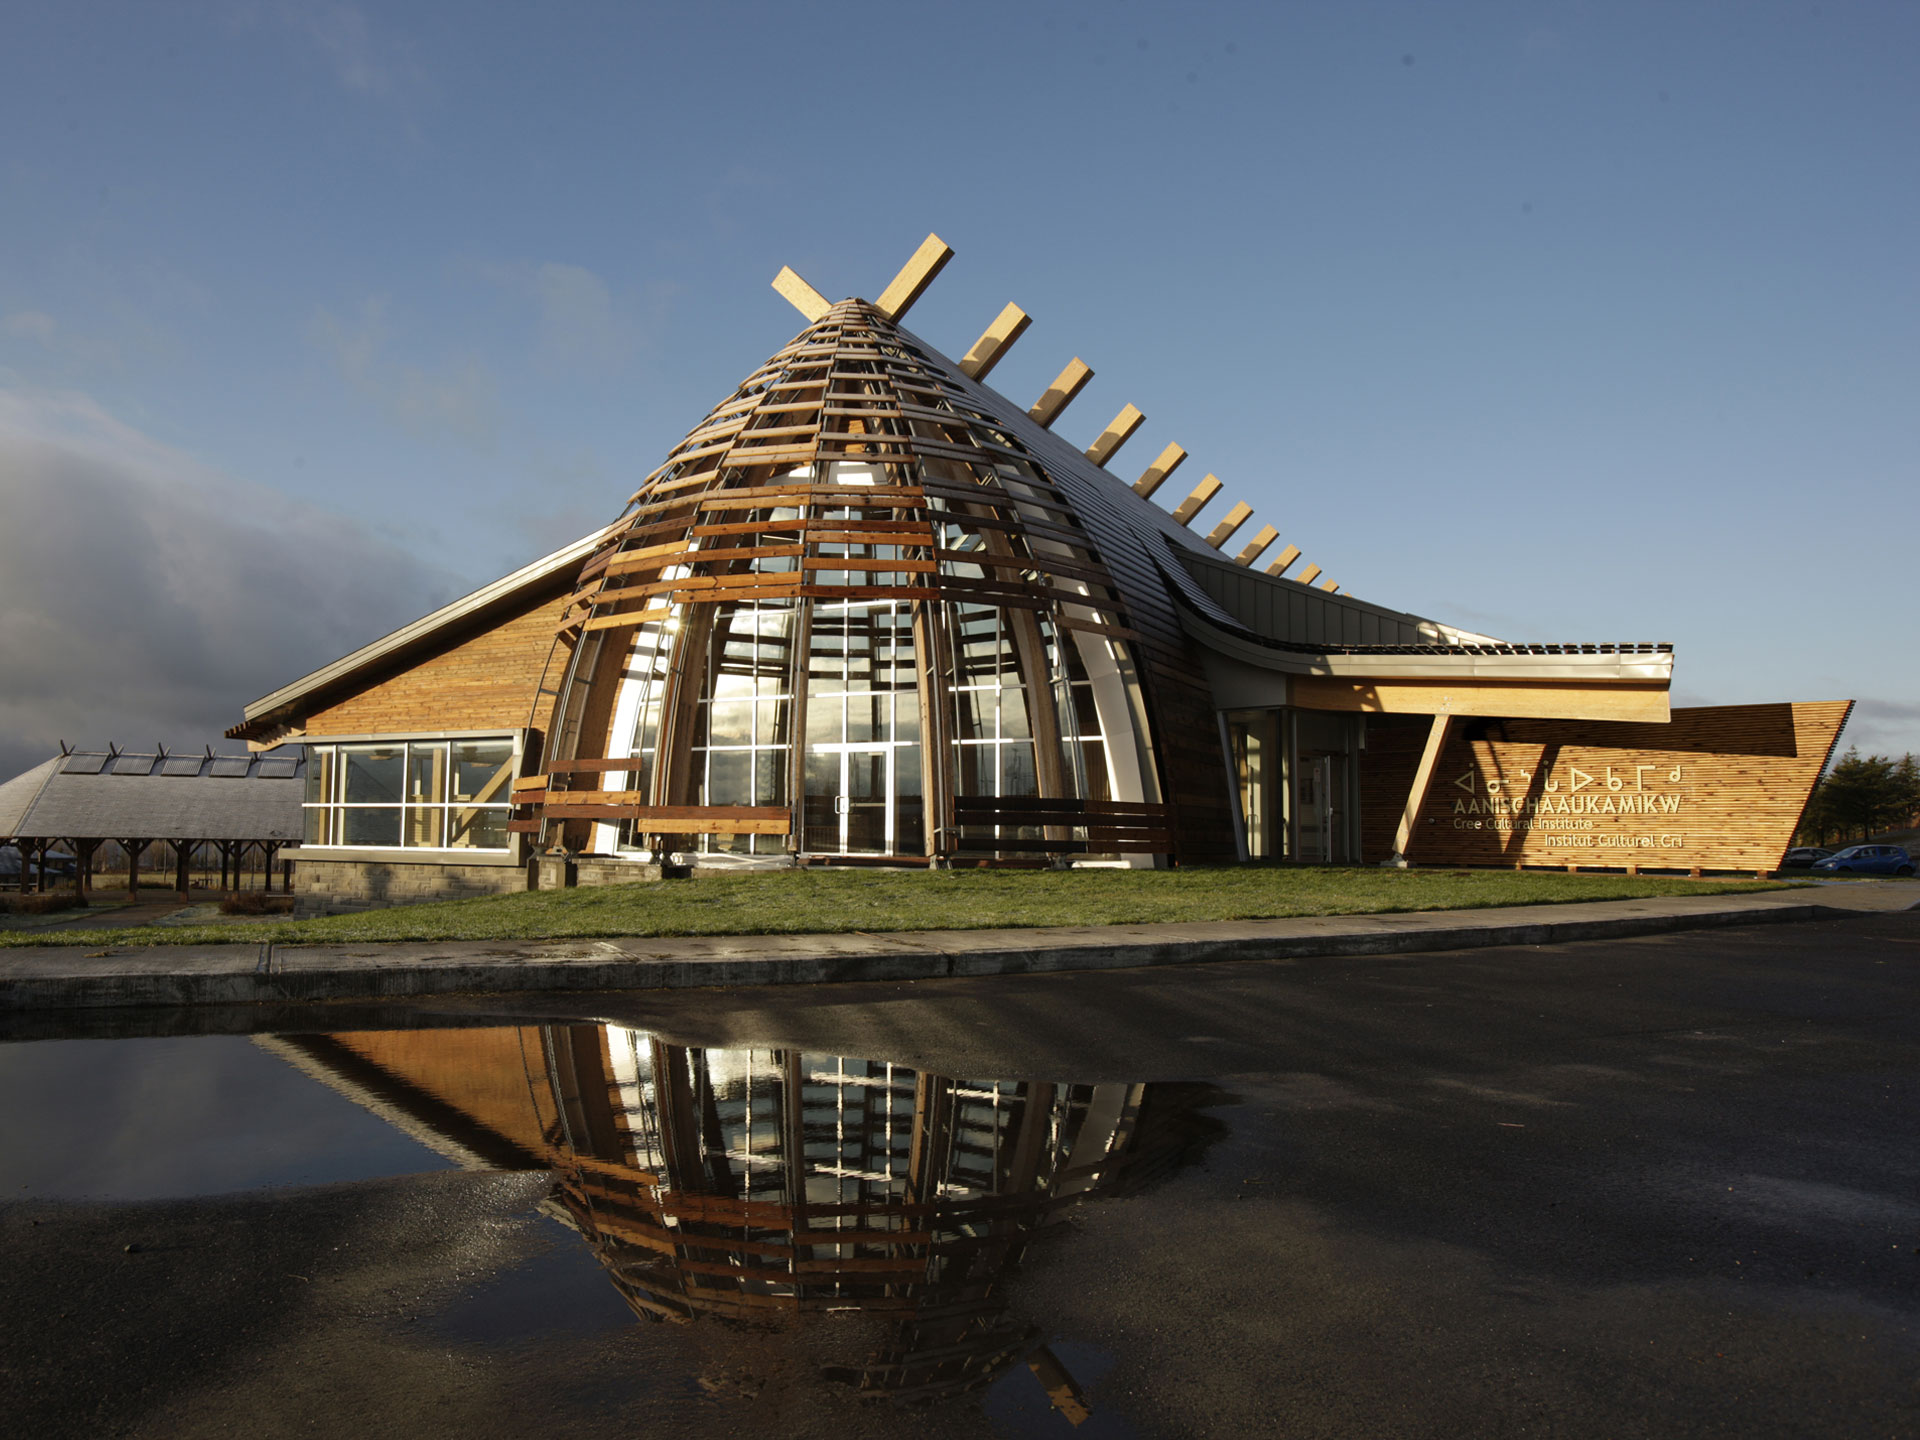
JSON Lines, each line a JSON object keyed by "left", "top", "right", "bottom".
{"left": 262, "top": 1025, "right": 1226, "bottom": 1415}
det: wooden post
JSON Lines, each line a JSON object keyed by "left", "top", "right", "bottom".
{"left": 174, "top": 841, "right": 191, "bottom": 895}
{"left": 1389, "top": 715, "right": 1451, "bottom": 866}
{"left": 124, "top": 839, "right": 146, "bottom": 897}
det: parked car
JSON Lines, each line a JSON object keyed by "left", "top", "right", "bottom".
{"left": 1810, "top": 844, "right": 1915, "bottom": 877}
{"left": 1782, "top": 847, "right": 1833, "bottom": 868}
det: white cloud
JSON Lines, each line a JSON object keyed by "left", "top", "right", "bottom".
{"left": 0, "top": 389, "right": 459, "bottom": 779}
{"left": 312, "top": 297, "right": 497, "bottom": 447}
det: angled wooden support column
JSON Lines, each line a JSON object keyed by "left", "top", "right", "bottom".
{"left": 772, "top": 266, "right": 830, "bottom": 322}
{"left": 874, "top": 233, "right": 953, "bottom": 321}
{"left": 959, "top": 303, "right": 1031, "bottom": 380}
{"left": 1234, "top": 525, "right": 1279, "bottom": 566}
{"left": 1170, "top": 474, "right": 1222, "bottom": 525}
{"left": 1085, "top": 405, "right": 1145, "bottom": 467}
{"left": 1389, "top": 714, "right": 1452, "bottom": 865}
{"left": 1265, "top": 544, "right": 1302, "bottom": 577}
{"left": 1204, "top": 501, "right": 1254, "bottom": 548}
{"left": 1029, "top": 359, "right": 1093, "bottom": 428}
{"left": 1297, "top": 563, "right": 1323, "bottom": 586}
{"left": 1133, "top": 442, "right": 1187, "bottom": 498}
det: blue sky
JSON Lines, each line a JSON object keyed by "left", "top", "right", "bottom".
{"left": 2, "top": 0, "right": 1915, "bottom": 776}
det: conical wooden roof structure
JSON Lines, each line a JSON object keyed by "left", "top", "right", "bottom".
{"left": 515, "top": 294, "right": 1234, "bottom": 864}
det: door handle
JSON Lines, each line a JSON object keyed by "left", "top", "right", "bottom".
{"left": 835, "top": 795, "right": 849, "bottom": 815}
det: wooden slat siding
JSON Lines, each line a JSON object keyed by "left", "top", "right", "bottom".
{"left": 1382, "top": 702, "right": 1853, "bottom": 873}
{"left": 304, "top": 590, "right": 571, "bottom": 738}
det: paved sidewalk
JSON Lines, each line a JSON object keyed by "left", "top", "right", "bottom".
{"left": 3, "top": 879, "right": 1914, "bottom": 1011}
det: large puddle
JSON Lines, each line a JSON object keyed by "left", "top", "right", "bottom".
{"left": 0, "top": 1020, "right": 1229, "bottom": 1431}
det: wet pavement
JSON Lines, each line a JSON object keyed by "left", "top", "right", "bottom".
{"left": 2, "top": 910, "right": 1917, "bottom": 1438}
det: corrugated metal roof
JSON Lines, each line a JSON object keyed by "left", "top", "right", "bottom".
{"left": 0, "top": 752, "right": 304, "bottom": 842}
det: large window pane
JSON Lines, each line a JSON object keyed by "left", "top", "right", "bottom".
{"left": 303, "top": 807, "right": 331, "bottom": 845}
{"left": 447, "top": 808, "right": 508, "bottom": 850}
{"left": 407, "top": 744, "right": 448, "bottom": 805}
{"left": 304, "top": 748, "right": 335, "bottom": 805}
{"left": 703, "top": 750, "right": 752, "bottom": 806}
{"left": 343, "top": 746, "right": 404, "bottom": 804}
{"left": 405, "top": 807, "right": 444, "bottom": 848}
{"left": 451, "top": 742, "right": 514, "bottom": 803}
{"left": 342, "top": 807, "right": 402, "bottom": 847}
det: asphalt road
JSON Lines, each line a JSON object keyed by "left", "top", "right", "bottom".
{"left": 3, "top": 911, "right": 1916, "bottom": 1438}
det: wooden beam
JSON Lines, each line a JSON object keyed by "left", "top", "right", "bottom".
{"left": 772, "top": 266, "right": 830, "bottom": 322}
{"left": 1297, "top": 563, "right": 1323, "bottom": 586}
{"left": 1392, "top": 715, "right": 1451, "bottom": 862}
{"left": 1029, "top": 358, "right": 1093, "bottom": 428}
{"left": 873, "top": 233, "right": 953, "bottom": 321}
{"left": 1265, "top": 544, "right": 1302, "bottom": 577}
{"left": 1234, "top": 525, "right": 1279, "bottom": 566}
{"left": 958, "top": 302, "right": 1030, "bottom": 381}
{"left": 1084, "top": 405, "right": 1146, "bottom": 468}
{"left": 1290, "top": 675, "right": 1672, "bottom": 723}
{"left": 1133, "top": 442, "right": 1187, "bottom": 499}
{"left": 1204, "top": 501, "right": 1254, "bottom": 548}
{"left": 1170, "top": 474, "right": 1222, "bottom": 525}
{"left": 1317, "top": 576, "right": 1340, "bottom": 592}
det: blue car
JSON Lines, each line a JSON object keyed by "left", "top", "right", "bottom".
{"left": 1810, "top": 844, "right": 1915, "bottom": 877}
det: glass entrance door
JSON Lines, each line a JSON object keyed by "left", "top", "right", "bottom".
{"left": 804, "top": 745, "right": 893, "bottom": 855}
{"left": 1295, "top": 752, "right": 1347, "bottom": 863}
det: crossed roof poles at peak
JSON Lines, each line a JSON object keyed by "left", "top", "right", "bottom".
{"left": 772, "top": 234, "right": 1343, "bottom": 596}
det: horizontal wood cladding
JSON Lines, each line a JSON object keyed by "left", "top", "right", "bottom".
{"left": 1293, "top": 677, "right": 1672, "bottom": 723}
{"left": 1384, "top": 702, "right": 1852, "bottom": 872}
{"left": 304, "top": 591, "right": 569, "bottom": 739}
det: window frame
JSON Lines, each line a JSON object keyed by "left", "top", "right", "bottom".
{"left": 297, "top": 729, "right": 525, "bottom": 859}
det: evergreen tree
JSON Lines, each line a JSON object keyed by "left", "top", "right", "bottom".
{"left": 1797, "top": 748, "right": 1920, "bottom": 844}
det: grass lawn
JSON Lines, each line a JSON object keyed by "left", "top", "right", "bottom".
{"left": 0, "top": 866, "right": 1793, "bottom": 949}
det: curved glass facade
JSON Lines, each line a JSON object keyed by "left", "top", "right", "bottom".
{"left": 525, "top": 303, "right": 1166, "bottom": 865}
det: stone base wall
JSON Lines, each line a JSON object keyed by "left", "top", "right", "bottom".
{"left": 293, "top": 859, "right": 531, "bottom": 915}
{"left": 534, "top": 856, "right": 663, "bottom": 890}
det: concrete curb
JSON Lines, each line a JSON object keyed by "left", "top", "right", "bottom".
{"left": 0, "top": 896, "right": 1863, "bottom": 1012}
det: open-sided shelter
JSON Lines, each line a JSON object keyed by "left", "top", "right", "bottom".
{"left": 229, "top": 237, "right": 1850, "bottom": 908}
{"left": 0, "top": 747, "right": 302, "bottom": 895}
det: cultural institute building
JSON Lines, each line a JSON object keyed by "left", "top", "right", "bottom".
{"left": 228, "top": 237, "right": 1850, "bottom": 908}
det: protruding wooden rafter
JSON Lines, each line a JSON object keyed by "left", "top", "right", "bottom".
{"left": 1233, "top": 526, "right": 1279, "bottom": 566}
{"left": 873, "top": 233, "right": 953, "bottom": 321}
{"left": 1265, "top": 545, "right": 1302, "bottom": 577}
{"left": 1084, "top": 405, "right": 1145, "bottom": 468}
{"left": 1297, "top": 563, "right": 1323, "bottom": 586}
{"left": 772, "top": 266, "right": 830, "bottom": 322}
{"left": 1029, "top": 359, "right": 1093, "bottom": 428}
{"left": 1203, "top": 502, "right": 1253, "bottom": 549}
{"left": 959, "top": 303, "right": 1031, "bottom": 381}
{"left": 1133, "top": 442, "right": 1187, "bottom": 499}
{"left": 1170, "top": 474, "right": 1222, "bottom": 526}
{"left": 1317, "top": 577, "right": 1341, "bottom": 593}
